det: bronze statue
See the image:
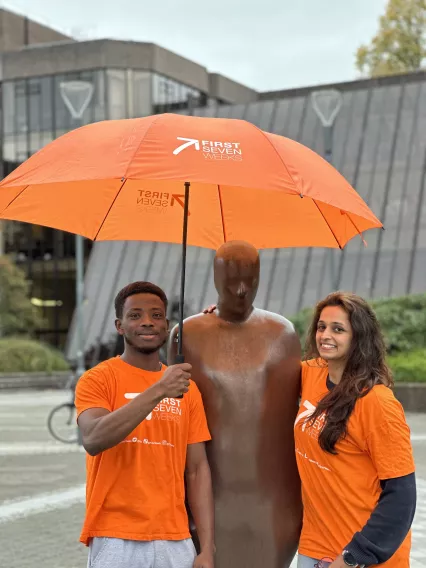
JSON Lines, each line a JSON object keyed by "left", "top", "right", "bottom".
{"left": 168, "top": 241, "right": 302, "bottom": 568}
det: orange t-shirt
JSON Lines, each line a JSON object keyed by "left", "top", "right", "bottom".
{"left": 75, "top": 357, "right": 211, "bottom": 545}
{"left": 295, "top": 360, "right": 415, "bottom": 567}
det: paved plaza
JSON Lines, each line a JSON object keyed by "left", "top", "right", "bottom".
{"left": 0, "top": 390, "right": 425, "bottom": 568}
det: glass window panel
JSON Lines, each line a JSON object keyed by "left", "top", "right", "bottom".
{"left": 153, "top": 73, "right": 166, "bottom": 107}
{"left": 54, "top": 74, "right": 73, "bottom": 131}
{"left": 3, "top": 135, "right": 16, "bottom": 162}
{"left": 29, "top": 132, "right": 41, "bottom": 154}
{"left": 41, "top": 132, "right": 54, "bottom": 149}
{"left": 15, "top": 80, "right": 28, "bottom": 135}
{"left": 15, "top": 133, "right": 28, "bottom": 161}
{"left": 3, "top": 82, "right": 15, "bottom": 134}
{"left": 78, "top": 70, "right": 96, "bottom": 124}
{"left": 152, "top": 73, "right": 203, "bottom": 114}
{"left": 93, "top": 69, "right": 107, "bottom": 122}
{"left": 133, "top": 70, "right": 152, "bottom": 117}
{"left": 107, "top": 69, "right": 127, "bottom": 120}
{"left": 28, "top": 77, "right": 41, "bottom": 133}
{"left": 40, "top": 76, "right": 53, "bottom": 132}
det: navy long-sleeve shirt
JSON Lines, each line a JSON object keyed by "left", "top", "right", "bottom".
{"left": 326, "top": 376, "right": 416, "bottom": 566}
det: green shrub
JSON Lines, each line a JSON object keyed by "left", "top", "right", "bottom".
{"left": 0, "top": 256, "right": 44, "bottom": 337}
{"left": 388, "top": 349, "right": 426, "bottom": 383}
{"left": 290, "top": 293, "right": 426, "bottom": 356}
{"left": 0, "top": 337, "right": 70, "bottom": 373}
{"left": 371, "top": 294, "right": 426, "bottom": 355}
{"left": 291, "top": 306, "right": 314, "bottom": 345}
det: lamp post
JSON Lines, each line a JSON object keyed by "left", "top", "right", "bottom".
{"left": 311, "top": 89, "right": 343, "bottom": 291}
{"left": 59, "top": 80, "right": 94, "bottom": 381}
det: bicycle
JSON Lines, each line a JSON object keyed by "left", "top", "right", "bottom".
{"left": 47, "top": 373, "right": 79, "bottom": 444}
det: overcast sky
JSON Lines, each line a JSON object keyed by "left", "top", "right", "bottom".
{"left": 2, "top": 0, "right": 387, "bottom": 91}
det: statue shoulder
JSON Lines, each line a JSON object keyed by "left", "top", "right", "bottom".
{"left": 170, "top": 312, "right": 215, "bottom": 337}
{"left": 254, "top": 309, "right": 298, "bottom": 338}
{"left": 254, "top": 310, "right": 301, "bottom": 362}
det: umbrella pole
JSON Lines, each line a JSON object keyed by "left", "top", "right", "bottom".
{"left": 175, "top": 181, "right": 190, "bottom": 364}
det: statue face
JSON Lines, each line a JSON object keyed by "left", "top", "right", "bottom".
{"left": 214, "top": 257, "right": 259, "bottom": 317}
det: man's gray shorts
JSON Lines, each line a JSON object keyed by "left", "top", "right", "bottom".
{"left": 87, "top": 537, "right": 197, "bottom": 568}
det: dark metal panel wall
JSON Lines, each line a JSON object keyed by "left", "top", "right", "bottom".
{"left": 68, "top": 75, "right": 426, "bottom": 363}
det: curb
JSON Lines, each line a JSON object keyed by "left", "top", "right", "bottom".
{"left": 0, "top": 375, "right": 425, "bottom": 412}
{"left": 0, "top": 372, "right": 72, "bottom": 390}
{"left": 393, "top": 383, "right": 426, "bottom": 413}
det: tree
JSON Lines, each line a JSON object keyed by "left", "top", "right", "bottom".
{"left": 0, "top": 256, "right": 44, "bottom": 337}
{"left": 356, "top": 0, "right": 426, "bottom": 77}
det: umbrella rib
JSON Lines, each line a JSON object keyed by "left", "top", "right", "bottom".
{"left": 93, "top": 178, "right": 127, "bottom": 241}
{"left": 123, "top": 114, "right": 163, "bottom": 179}
{"left": 345, "top": 213, "right": 374, "bottom": 247}
{"left": 312, "top": 200, "right": 342, "bottom": 250}
{"left": 250, "top": 123, "right": 301, "bottom": 195}
{"left": 217, "top": 185, "right": 227, "bottom": 242}
{"left": 0, "top": 185, "right": 29, "bottom": 216}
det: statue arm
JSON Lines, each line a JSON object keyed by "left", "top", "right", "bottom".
{"left": 258, "top": 325, "right": 302, "bottom": 489}
{"left": 258, "top": 327, "right": 302, "bottom": 562}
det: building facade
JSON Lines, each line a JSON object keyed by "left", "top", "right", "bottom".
{"left": 66, "top": 70, "right": 426, "bottom": 364}
{"left": 1, "top": 9, "right": 426, "bottom": 366}
{"left": 0, "top": 8, "right": 256, "bottom": 348}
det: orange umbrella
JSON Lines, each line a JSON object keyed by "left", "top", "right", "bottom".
{"left": 0, "top": 113, "right": 382, "bottom": 359}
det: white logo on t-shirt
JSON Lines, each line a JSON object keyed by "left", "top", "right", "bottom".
{"left": 124, "top": 393, "right": 152, "bottom": 420}
{"left": 294, "top": 400, "right": 316, "bottom": 431}
{"left": 124, "top": 393, "right": 182, "bottom": 424}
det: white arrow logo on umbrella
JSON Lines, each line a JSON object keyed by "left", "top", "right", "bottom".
{"left": 173, "top": 137, "right": 200, "bottom": 155}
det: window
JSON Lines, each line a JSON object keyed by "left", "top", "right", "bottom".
{"left": 132, "top": 70, "right": 152, "bottom": 117}
{"left": 3, "top": 82, "right": 15, "bottom": 135}
{"left": 152, "top": 73, "right": 205, "bottom": 114}
{"left": 106, "top": 69, "right": 127, "bottom": 119}
{"left": 15, "top": 80, "right": 28, "bottom": 134}
{"left": 28, "top": 78, "right": 42, "bottom": 132}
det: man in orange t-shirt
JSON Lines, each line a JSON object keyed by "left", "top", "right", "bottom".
{"left": 75, "top": 281, "right": 214, "bottom": 568}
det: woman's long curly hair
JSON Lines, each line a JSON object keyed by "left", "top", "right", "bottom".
{"left": 305, "top": 292, "right": 393, "bottom": 454}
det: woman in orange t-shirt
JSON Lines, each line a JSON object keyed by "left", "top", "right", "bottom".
{"left": 295, "top": 292, "right": 416, "bottom": 568}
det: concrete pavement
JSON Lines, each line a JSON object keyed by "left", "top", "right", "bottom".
{"left": 0, "top": 390, "right": 425, "bottom": 568}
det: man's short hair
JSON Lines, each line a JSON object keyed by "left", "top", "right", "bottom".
{"left": 114, "top": 282, "right": 168, "bottom": 318}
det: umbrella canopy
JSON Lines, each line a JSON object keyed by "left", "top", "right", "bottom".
{"left": 0, "top": 113, "right": 381, "bottom": 250}
{"left": 0, "top": 113, "right": 382, "bottom": 362}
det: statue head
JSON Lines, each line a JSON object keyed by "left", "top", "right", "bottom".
{"left": 214, "top": 240, "right": 260, "bottom": 321}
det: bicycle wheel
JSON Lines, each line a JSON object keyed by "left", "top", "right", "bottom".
{"left": 47, "top": 403, "right": 78, "bottom": 444}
